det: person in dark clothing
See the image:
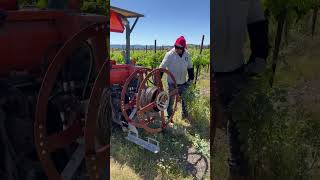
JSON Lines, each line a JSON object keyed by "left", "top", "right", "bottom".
{"left": 212, "top": 0, "right": 269, "bottom": 179}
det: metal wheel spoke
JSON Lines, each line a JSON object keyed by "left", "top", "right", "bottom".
{"left": 155, "top": 71, "right": 163, "bottom": 90}
{"left": 129, "top": 107, "right": 137, "bottom": 120}
{"left": 169, "top": 88, "right": 179, "bottom": 97}
{"left": 160, "top": 111, "right": 166, "bottom": 127}
{"left": 61, "top": 142, "right": 85, "bottom": 180}
{"left": 139, "top": 101, "right": 156, "bottom": 113}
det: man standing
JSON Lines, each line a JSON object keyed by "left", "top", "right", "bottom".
{"left": 212, "top": 0, "right": 269, "bottom": 179}
{"left": 159, "top": 36, "right": 194, "bottom": 120}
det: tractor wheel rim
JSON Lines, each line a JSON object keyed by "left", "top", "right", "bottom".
{"left": 34, "top": 22, "right": 108, "bottom": 180}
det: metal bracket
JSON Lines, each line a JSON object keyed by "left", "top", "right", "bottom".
{"left": 130, "top": 17, "right": 139, "bottom": 34}
{"left": 61, "top": 139, "right": 85, "bottom": 180}
{"left": 129, "top": 107, "right": 137, "bottom": 119}
{"left": 125, "top": 124, "right": 160, "bottom": 153}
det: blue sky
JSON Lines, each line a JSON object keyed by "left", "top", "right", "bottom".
{"left": 110, "top": 0, "right": 210, "bottom": 46}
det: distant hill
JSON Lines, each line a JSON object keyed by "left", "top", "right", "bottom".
{"left": 110, "top": 44, "right": 164, "bottom": 49}
{"left": 110, "top": 44, "right": 210, "bottom": 50}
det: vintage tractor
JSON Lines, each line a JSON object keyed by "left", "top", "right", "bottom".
{"left": 109, "top": 7, "right": 180, "bottom": 153}
{"left": 107, "top": 62, "right": 179, "bottom": 153}
{"left": 0, "top": 1, "right": 180, "bottom": 179}
{"left": 0, "top": 0, "right": 109, "bottom": 180}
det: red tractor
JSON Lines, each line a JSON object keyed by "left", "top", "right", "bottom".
{"left": 0, "top": 1, "right": 179, "bottom": 180}
{"left": 108, "top": 7, "right": 179, "bottom": 152}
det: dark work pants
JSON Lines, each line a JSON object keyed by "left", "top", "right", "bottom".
{"left": 167, "top": 82, "right": 188, "bottom": 118}
{"left": 215, "top": 68, "right": 250, "bottom": 176}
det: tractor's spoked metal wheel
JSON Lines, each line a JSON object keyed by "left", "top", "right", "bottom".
{"left": 136, "top": 68, "right": 179, "bottom": 133}
{"left": 85, "top": 61, "right": 110, "bottom": 180}
{"left": 120, "top": 68, "right": 151, "bottom": 126}
{"left": 34, "top": 22, "right": 107, "bottom": 180}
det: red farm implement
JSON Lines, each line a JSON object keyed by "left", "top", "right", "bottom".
{"left": 108, "top": 6, "right": 179, "bottom": 152}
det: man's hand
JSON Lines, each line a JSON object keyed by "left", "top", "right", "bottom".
{"left": 246, "top": 19, "right": 269, "bottom": 77}
{"left": 245, "top": 57, "right": 266, "bottom": 76}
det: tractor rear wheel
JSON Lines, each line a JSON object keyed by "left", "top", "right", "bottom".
{"left": 34, "top": 22, "right": 108, "bottom": 180}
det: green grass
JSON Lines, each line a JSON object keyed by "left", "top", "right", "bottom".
{"left": 110, "top": 158, "right": 141, "bottom": 180}
{"left": 275, "top": 37, "right": 320, "bottom": 87}
{"left": 211, "top": 130, "right": 230, "bottom": 180}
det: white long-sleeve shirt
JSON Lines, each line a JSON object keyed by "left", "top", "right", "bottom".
{"left": 212, "top": 0, "right": 265, "bottom": 72}
{"left": 159, "top": 48, "right": 193, "bottom": 85}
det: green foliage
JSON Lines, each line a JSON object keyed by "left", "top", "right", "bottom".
{"left": 263, "top": 0, "right": 301, "bottom": 16}
{"left": 234, "top": 4, "right": 320, "bottom": 178}
{"left": 110, "top": 48, "right": 210, "bottom": 70}
{"left": 81, "top": 0, "right": 108, "bottom": 15}
{"left": 143, "top": 51, "right": 165, "bottom": 68}
{"left": 18, "top": 0, "right": 109, "bottom": 14}
{"left": 264, "top": 0, "right": 319, "bottom": 21}
{"left": 184, "top": 84, "right": 210, "bottom": 139}
{"left": 190, "top": 134, "right": 210, "bottom": 158}
{"left": 110, "top": 50, "right": 125, "bottom": 64}
{"left": 192, "top": 54, "right": 206, "bottom": 68}
{"left": 18, "top": 0, "right": 35, "bottom": 6}
{"left": 189, "top": 48, "right": 210, "bottom": 68}
{"left": 36, "top": 0, "right": 47, "bottom": 9}
{"left": 230, "top": 75, "right": 320, "bottom": 179}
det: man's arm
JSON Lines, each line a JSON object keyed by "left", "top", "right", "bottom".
{"left": 160, "top": 52, "right": 170, "bottom": 78}
{"left": 246, "top": 0, "right": 270, "bottom": 76}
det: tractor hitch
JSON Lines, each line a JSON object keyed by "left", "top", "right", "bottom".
{"left": 125, "top": 124, "right": 160, "bottom": 153}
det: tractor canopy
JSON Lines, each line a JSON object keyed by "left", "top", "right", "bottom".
{"left": 110, "top": 6, "right": 144, "bottom": 33}
{"left": 110, "top": 6, "right": 144, "bottom": 63}
{"left": 110, "top": 9, "right": 124, "bottom": 33}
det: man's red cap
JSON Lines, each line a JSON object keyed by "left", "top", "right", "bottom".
{"left": 175, "top": 36, "right": 186, "bottom": 49}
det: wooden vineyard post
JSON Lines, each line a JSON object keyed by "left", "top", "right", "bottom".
{"left": 154, "top": 40, "right": 157, "bottom": 53}
{"left": 312, "top": 6, "right": 318, "bottom": 38}
{"left": 195, "top": 35, "right": 205, "bottom": 85}
{"left": 284, "top": 18, "right": 289, "bottom": 45}
{"left": 270, "top": 10, "right": 287, "bottom": 87}
{"left": 125, "top": 21, "right": 131, "bottom": 64}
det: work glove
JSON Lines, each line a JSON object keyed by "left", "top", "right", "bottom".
{"left": 245, "top": 57, "right": 266, "bottom": 76}
{"left": 245, "top": 19, "right": 269, "bottom": 77}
